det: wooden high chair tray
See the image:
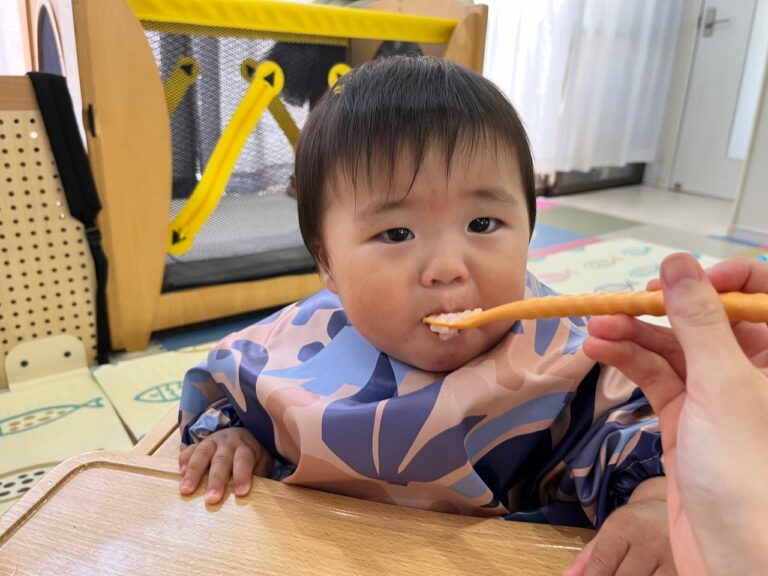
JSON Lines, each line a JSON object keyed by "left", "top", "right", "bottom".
{"left": 0, "top": 452, "right": 592, "bottom": 575}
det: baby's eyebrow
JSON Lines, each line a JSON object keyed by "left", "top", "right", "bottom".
{"left": 355, "top": 186, "right": 518, "bottom": 221}
{"left": 469, "top": 187, "right": 518, "bottom": 205}
{"left": 355, "top": 196, "right": 411, "bottom": 221}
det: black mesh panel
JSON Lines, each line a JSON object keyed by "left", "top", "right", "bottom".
{"left": 144, "top": 26, "right": 344, "bottom": 291}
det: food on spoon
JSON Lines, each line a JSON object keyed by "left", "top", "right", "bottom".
{"left": 426, "top": 308, "right": 482, "bottom": 340}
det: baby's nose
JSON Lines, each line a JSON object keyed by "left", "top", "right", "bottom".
{"left": 420, "top": 250, "right": 470, "bottom": 287}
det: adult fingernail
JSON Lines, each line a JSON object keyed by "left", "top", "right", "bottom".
{"left": 205, "top": 488, "right": 220, "bottom": 501}
{"left": 661, "top": 254, "right": 702, "bottom": 288}
{"left": 180, "top": 479, "right": 193, "bottom": 493}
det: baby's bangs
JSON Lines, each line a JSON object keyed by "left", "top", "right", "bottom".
{"left": 327, "top": 122, "right": 513, "bottom": 204}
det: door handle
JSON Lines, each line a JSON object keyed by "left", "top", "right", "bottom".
{"left": 702, "top": 7, "right": 731, "bottom": 37}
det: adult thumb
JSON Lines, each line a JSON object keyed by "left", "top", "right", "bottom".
{"left": 660, "top": 253, "right": 743, "bottom": 371}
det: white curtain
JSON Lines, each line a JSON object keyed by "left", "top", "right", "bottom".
{"left": 484, "top": 0, "right": 683, "bottom": 174}
{"left": 0, "top": 3, "right": 26, "bottom": 76}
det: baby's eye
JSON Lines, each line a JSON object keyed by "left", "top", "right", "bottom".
{"left": 468, "top": 217, "right": 501, "bottom": 234}
{"left": 378, "top": 227, "right": 414, "bottom": 243}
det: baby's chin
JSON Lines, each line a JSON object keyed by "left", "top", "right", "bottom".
{"left": 398, "top": 341, "right": 487, "bottom": 373}
{"left": 415, "top": 356, "right": 471, "bottom": 373}
{"left": 363, "top": 323, "right": 512, "bottom": 373}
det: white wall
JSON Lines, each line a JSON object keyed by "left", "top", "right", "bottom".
{"left": 729, "top": 0, "right": 768, "bottom": 159}
{"left": 730, "top": 54, "right": 768, "bottom": 244}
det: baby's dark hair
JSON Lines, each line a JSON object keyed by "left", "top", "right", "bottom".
{"left": 295, "top": 56, "right": 536, "bottom": 264}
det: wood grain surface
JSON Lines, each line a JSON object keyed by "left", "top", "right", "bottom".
{"left": 0, "top": 451, "right": 593, "bottom": 575}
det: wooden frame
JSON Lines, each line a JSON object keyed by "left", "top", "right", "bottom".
{"left": 67, "top": 0, "right": 487, "bottom": 352}
{"left": 347, "top": 0, "right": 488, "bottom": 72}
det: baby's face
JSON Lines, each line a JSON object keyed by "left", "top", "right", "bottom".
{"left": 319, "top": 143, "right": 530, "bottom": 372}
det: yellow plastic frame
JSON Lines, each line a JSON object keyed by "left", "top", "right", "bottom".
{"left": 127, "top": 0, "right": 458, "bottom": 43}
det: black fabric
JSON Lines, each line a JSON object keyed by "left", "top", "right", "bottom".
{"left": 27, "top": 72, "right": 111, "bottom": 364}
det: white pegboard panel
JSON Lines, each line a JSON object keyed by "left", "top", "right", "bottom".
{"left": 0, "top": 109, "right": 98, "bottom": 390}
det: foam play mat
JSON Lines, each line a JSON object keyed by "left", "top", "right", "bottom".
{"left": 528, "top": 223, "right": 600, "bottom": 258}
{"left": 528, "top": 237, "right": 720, "bottom": 293}
{"left": 0, "top": 336, "right": 133, "bottom": 515}
{"left": 93, "top": 346, "right": 212, "bottom": 442}
{"left": 527, "top": 238, "right": 721, "bottom": 325}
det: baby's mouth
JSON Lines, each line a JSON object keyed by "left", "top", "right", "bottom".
{"left": 424, "top": 308, "right": 483, "bottom": 341}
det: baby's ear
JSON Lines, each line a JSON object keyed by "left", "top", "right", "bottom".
{"left": 321, "top": 268, "right": 338, "bottom": 294}
{"left": 315, "top": 245, "right": 338, "bottom": 293}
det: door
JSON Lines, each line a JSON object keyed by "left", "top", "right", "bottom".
{"left": 670, "top": 0, "right": 758, "bottom": 199}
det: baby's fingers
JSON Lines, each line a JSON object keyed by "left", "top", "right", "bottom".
{"left": 232, "top": 444, "right": 256, "bottom": 497}
{"left": 252, "top": 447, "right": 273, "bottom": 478}
{"left": 180, "top": 440, "right": 216, "bottom": 495}
{"left": 240, "top": 434, "right": 274, "bottom": 478}
{"left": 179, "top": 444, "right": 195, "bottom": 475}
{"left": 205, "top": 444, "right": 235, "bottom": 504}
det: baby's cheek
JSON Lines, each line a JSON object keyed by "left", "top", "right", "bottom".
{"left": 343, "top": 286, "right": 401, "bottom": 335}
{"left": 350, "top": 270, "right": 408, "bottom": 312}
{"left": 484, "top": 276, "right": 526, "bottom": 309}
{"left": 350, "top": 281, "right": 388, "bottom": 313}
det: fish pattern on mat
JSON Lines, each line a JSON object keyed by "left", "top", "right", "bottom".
{"left": 0, "top": 398, "right": 104, "bottom": 436}
{"left": 134, "top": 381, "right": 183, "bottom": 403}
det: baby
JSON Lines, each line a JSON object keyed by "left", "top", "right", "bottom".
{"left": 179, "top": 57, "right": 673, "bottom": 574}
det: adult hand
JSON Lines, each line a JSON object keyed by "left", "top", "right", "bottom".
{"left": 179, "top": 427, "right": 272, "bottom": 504}
{"left": 584, "top": 254, "right": 768, "bottom": 576}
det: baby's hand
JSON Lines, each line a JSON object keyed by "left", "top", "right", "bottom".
{"left": 566, "top": 500, "right": 676, "bottom": 576}
{"left": 178, "top": 427, "right": 273, "bottom": 504}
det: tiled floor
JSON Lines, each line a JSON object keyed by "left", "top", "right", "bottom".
{"left": 552, "top": 185, "right": 734, "bottom": 236}
{"left": 537, "top": 185, "right": 767, "bottom": 259}
{"left": 537, "top": 205, "right": 640, "bottom": 236}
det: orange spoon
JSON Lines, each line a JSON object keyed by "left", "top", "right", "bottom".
{"left": 423, "top": 291, "right": 768, "bottom": 330}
